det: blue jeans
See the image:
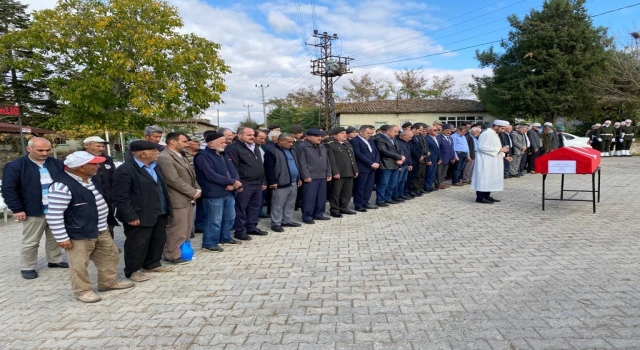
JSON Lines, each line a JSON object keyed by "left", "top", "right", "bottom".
{"left": 393, "top": 166, "right": 409, "bottom": 198}
{"left": 202, "top": 195, "right": 235, "bottom": 248}
{"left": 452, "top": 152, "right": 467, "bottom": 183}
{"left": 376, "top": 169, "right": 400, "bottom": 203}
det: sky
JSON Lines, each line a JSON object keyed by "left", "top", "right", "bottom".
{"left": 23, "top": 0, "right": 640, "bottom": 129}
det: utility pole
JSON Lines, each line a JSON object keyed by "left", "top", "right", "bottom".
{"left": 308, "top": 30, "right": 353, "bottom": 129}
{"left": 256, "top": 84, "right": 269, "bottom": 127}
{"left": 243, "top": 104, "right": 253, "bottom": 119}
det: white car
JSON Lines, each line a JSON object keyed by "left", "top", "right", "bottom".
{"left": 561, "top": 132, "right": 591, "bottom": 148}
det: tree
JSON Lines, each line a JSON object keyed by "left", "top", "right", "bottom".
{"left": 21, "top": 0, "right": 230, "bottom": 130}
{"left": 266, "top": 86, "right": 325, "bottom": 131}
{"left": 342, "top": 73, "right": 393, "bottom": 102}
{"left": 394, "top": 68, "right": 428, "bottom": 99}
{"left": 237, "top": 115, "right": 260, "bottom": 129}
{"left": 419, "top": 74, "right": 466, "bottom": 100}
{"left": 472, "top": 0, "right": 610, "bottom": 123}
{"left": 592, "top": 33, "right": 640, "bottom": 111}
{"left": 0, "top": 0, "right": 58, "bottom": 125}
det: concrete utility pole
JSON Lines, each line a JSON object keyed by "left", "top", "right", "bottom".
{"left": 243, "top": 104, "right": 253, "bottom": 119}
{"left": 308, "top": 30, "right": 353, "bottom": 129}
{"left": 256, "top": 84, "right": 269, "bottom": 127}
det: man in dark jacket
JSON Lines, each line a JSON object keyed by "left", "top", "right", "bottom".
{"left": 424, "top": 126, "right": 441, "bottom": 192}
{"left": 83, "top": 136, "right": 119, "bottom": 239}
{"left": 325, "top": 127, "right": 358, "bottom": 217}
{"left": 462, "top": 127, "right": 480, "bottom": 183}
{"left": 350, "top": 125, "right": 380, "bottom": 212}
{"left": 2, "top": 137, "right": 67, "bottom": 280}
{"left": 436, "top": 124, "right": 456, "bottom": 188}
{"left": 226, "top": 127, "right": 268, "bottom": 240}
{"left": 195, "top": 133, "right": 242, "bottom": 251}
{"left": 113, "top": 140, "right": 173, "bottom": 283}
{"left": 395, "top": 130, "right": 414, "bottom": 200}
{"left": 264, "top": 133, "right": 302, "bottom": 232}
{"left": 295, "top": 128, "right": 332, "bottom": 224}
{"left": 408, "top": 123, "right": 428, "bottom": 196}
{"left": 374, "top": 125, "right": 404, "bottom": 206}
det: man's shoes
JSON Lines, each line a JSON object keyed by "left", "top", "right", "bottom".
{"left": 376, "top": 202, "right": 389, "bottom": 207}
{"left": 363, "top": 204, "right": 379, "bottom": 209}
{"left": 220, "top": 239, "right": 242, "bottom": 245}
{"left": 400, "top": 195, "right": 412, "bottom": 200}
{"left": 391, "top": 197, "right": 405, "bottom": 202}
{"left": 314, "top": 216, "right": 331, "bottom": 220}
{"left": 437, "top": 185, "right": 447, "bottom": 189}
{"left": 418, "top": 189, "right": 426, "bottom": 194}
{"left": 487, "top": 196, "right": 501, "bottom": 203}
{"left": 202, "top": 246, "right": 224, "bottom": 252}
{"left": 258, "top": 214, "right": 270, "bottom": 219}
{"left": 282, "top": 222, "right": 302, "bottom": 227}
{"left": 247, "top": 229, "right": 268, "bottom": 236}
{"left": 235, "top": 233, "right": 253, "bottom": 240}
{"left": 98, "top": 280, "right": 136, "bottom": 292}
{"left": 190, "top": 232, "right": 195, "bottom": 238}
{"left": 21, "top": 270, "right": 38, "bottom": 279}
{"left": 163, "top": 258, "right": 190, "bottom": 265}
{"left": 330, "top": 212, "right": 343, "bottom": 218}
{"left": 354, "top": 207, "right": 367, "bottom": 212}
{"left": 145, "top": 265, "right": 173, "bottom": 273}
{"left": 48, "top": 262, "right": 69, "bottom": 268}
{"left": 452, "top": 182, "right": 464, "bottom": 186}
{"left": 386, "top": 200, "right": 400, "bottom": 204}
{"left": 340, "top": 209, "right": 357, "bottom": 215}
{"left": 529, "top": 171, "right": 536, "bottom": 174}
{"left": 129, "top": 271, "right": 151, "bottom": 282}
{"left": 475, "top": 198, "right": 494, "bottom": 204}
{"left": 303, "top": 219, "right": 315, "bottom": 224}
{"left": 194, "top": 228, "right": 204, "bottom": 233}
{"left": 271, "top": 226, "right": 284, "bottom": 233}
{"left": 77, "top": 291, "right": 102, "bottom": 303}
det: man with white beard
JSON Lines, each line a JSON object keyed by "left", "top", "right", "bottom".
{"left": 471, "top": 120, "right": 511, "bottom": 204}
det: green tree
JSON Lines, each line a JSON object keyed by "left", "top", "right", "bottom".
{"left": 266, "top": 86, "right": 325, "bottom": 131}
{"left": 472, "top": 0, "right": 610, "bottom": 123}
{"left": 394, "top": 68, "right": 428, "bottom": 99}
{"left": 237, "top": 115, "right": 259, "bottom": 129}
{"left": 21, "top": 0, "right": 230, "bottom": 130}
{"left": 342, "top": 73, "right": 393, "bottom": 102}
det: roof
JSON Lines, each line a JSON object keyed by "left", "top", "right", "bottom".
{"left": 166, "top": 119, "right": 217, "bottom": 128}
{"left": 336, "top": 99, "right": 487, "bottom": 115}
{"left": 0, "top": 122, "right": 53, "bottom": 134}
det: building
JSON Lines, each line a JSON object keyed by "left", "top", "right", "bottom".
{"left": 336, "top": 99, "right": 493, "bottom": 129}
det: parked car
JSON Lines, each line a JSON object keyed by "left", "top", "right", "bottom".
{"left": 561, "top": 132, "right": 590, "bottom": 148}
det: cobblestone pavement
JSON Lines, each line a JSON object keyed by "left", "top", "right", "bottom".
{"left": 1, "top": 156, "right": 639, "bottom": 350}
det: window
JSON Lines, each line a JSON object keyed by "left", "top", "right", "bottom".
{"left": 438, "top": 116, "right": 484, "bottom": 127}
{"left": 374, "top": 122, "right": 387, "bottom": 129}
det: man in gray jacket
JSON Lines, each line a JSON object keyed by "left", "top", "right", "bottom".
{"left": 526, "top": 123, "right": 542, "bottom": 174}
{"left": 510, "top": 126, "right": 528, "bottom": 177}
{"left": 264, "top": 133, "right": 302, "bottom": 232}
{"left": 295, "top": 129, "right": 332, "bottom": 224}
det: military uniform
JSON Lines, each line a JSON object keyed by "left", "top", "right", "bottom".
{"left": 612, "top": 125, "right": 623, "bottom": 155}
{"left": 596, "top": 123, "right": 615, "bottom": 156}
{"left": 325, "top": 138, "right": 358, "bottom": 216}
{"left": 589, "top": 127, "right": 600, "bottom": 151}
{"left": 620, "top": 123, "right": 636, "bottom": 156}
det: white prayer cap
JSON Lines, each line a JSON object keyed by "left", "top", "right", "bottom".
{"left": 625, "top": 119, "right": 632, "bottom": 123}
{"left": 604, "top": 120, "right": 611, "bottom": 124}
{"left": 493, "top": 120, "right": 509, "bottom": 127}
{"left": 543, "top": 122, "right": 553, "bottom": 126}
{"left": 595, "top": 123, "right": 601, "bottom": 126}
{"left": 531, "top": 123, "right": 541, "bottom": 127}
{"left": 614, "top": 122, "right": 620, "bottom": 126}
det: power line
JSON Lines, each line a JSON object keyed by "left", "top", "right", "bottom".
{"left": 592, "top": 2, "right": 640, "bottom": 17}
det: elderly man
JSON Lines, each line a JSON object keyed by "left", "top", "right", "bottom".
{"left": 526, "top": 123, "right": 542, "bottom": 174}
{"left": 46, "top": 151, "right": 134, "bottom": 303}
{"left": 156, "top": 132, "right": 202, "bottom": 265}
{"left": 374, "top": 125, "right": 404, "bottom": 206}
{"left": 408, "top": 123, "right": 429, "bottom": 196}
{"left": 541, "top": 125, "right": 559, "bottom": 153}
{"left": 113, "top": 141, "right": 173, "bottom": 282}
{"left": 265, "top": 129, "right": 281, "bottom": 153}
{"left": 450, "top": 125, "right": 470, "bottom": 186}
{"left": 424, "top": 126, "right": 441, "bottom": 192}
{"left": 83, "top": 136, "right": 119, "bottom": 239}
{"left": 264, "top": 133, "right": 302, "bottom": 232}
{"left": 436, "top": 124, "right": 456, "bottom": 188}
{"left": 395, "top": 130, "right": 414, "bottom": 200}
{"left": 462, "top": 127, "right": 480, "bottom": 183}
{"left": 125, "top": 125, "right": 164, "bottom": 162}
{"left": 510, "top": 125, "right": 528, "bottom": 178}
{"left": 326, "top": 127, "right": 358, "bottom": 217}
{"left": 621, "top": 119, "right": 636, "bottom": 156}
{"left": 296, "top": 128, "right": 332, "bottom": 224}
{"left": 472, "top": 120, "right": 511, "bottom": 204}
{"left": 184, "top": 135, "right": 203, "bottom": 169}
{"left": 350, "top": 125, "right": 380, "bottom": 212}
{"left": 195, "top": 133, "right": 242, "bottom": 251}
{"left": 226, "top": 127, "right": 268, "bottom": 240}
{"left": 254, "top": 129, "right": 271, "bottom": 217}
{"left": 2, "top": 137, "right": 67, "bottom": 279}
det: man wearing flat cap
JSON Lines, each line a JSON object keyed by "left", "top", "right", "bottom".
{"left": 325, "top": 127, "right": 358, "bottom": 217}
{"left": 47, "top": 151, "right": 134, "bottom": 303}
{"left": 113, "top": 140, "right": 173, "bottom": 283}
{"left": 295, "top": 128, "right": 332, "bottom": 224}
{"left": 83, "top": 136, "right": 119, "bottom": 240}
{"left": 471, "top": 120, "right": 510, "bottom": 204}
{"left": 289, "top": 125, "right": 305, "bottom": 147}
{"left": 345, "top": 126, "right": 357, "bottom": 141}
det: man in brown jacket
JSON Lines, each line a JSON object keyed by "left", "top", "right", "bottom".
{"left": 157, "top": 132, "right": 201, "bottom": 264}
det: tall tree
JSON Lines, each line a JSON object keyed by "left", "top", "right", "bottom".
{"left": 342, "top": 73, "right": 393, "bottom": 102}
{"left": 266, "top": 86, "right": 325, "bottom": 131}
{"left": 21, "top": 0, "right": 230, "bottom": 130}
{"left": 420, "top": 74, "right": 466, "bottom": 100}
{"left": 394, "top": 68, "right": 428, "bottom": 99}
{"left": 472, "top": 0, "right": 610, "bottom": 123}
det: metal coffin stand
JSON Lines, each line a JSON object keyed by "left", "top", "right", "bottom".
{"left": 541, "top": 167, "right": 601, "bottom": 213}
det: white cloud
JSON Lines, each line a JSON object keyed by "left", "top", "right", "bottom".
{"left": 267, "top": 11, "right": 298, "bottom": 33}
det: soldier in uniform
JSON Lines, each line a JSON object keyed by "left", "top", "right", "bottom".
{"left": 589, "top": 123, "right": 601, "bottom": 151}
{"left": 596, "top": 120, "right": 615, "bottom": 157}
{"left": 612, "top": 122, "right": 622, "bottom": 156}
{"left": 620, "top": 119, "right": 636, "bottom": 157}
{"left": 325, "top": 127, "right": 358, "bottom": 218}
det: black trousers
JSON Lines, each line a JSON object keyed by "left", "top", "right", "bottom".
{"left": 600, "top": 139, "right": 612, "bottom": 152}
{"left": 409, "top": 162, "right": 425, "bottom": 192}
{"left": 123, "top": 215, "right": 168, "bottom": 277}
{"left": 233, "top": 184, "right": 262, "bottom": 234}
{"left": 329, "top": 177, "right": 354, "bottom": 213}
{"left": 301, "top": 179, "right": 327, "bottom": 221}
{"left": 623, "top": 139, "right": 633, "bottom": 150}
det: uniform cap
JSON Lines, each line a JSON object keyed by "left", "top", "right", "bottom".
{"left": 329, "top": 127, "right": 346, "bottom": 135}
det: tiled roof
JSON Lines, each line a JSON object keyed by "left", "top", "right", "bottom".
{"left": 336, "top": 99, "right": 486, "bottom": 114}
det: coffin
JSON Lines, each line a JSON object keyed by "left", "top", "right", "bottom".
{"left": 535, "top": 147, "right": 601, "bottom": 174}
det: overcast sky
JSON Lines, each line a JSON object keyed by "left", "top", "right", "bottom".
{"left": 24, "top": 0, "right": 640, "bottom": 128}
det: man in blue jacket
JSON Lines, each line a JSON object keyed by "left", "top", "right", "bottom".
{"left": 424, "top": 126, "right": 441, "bottom": 192}
{"left": 2, "top": 137, "right": 67, "bottom": 279}
{"left": 195, "top": 133, "right": 242, "bottom": 252}
{"left": 436, "top": 124, "right": 456, "bottom": 189}
{"left": 349, "top": 125, "right": 380, "bottom": 212}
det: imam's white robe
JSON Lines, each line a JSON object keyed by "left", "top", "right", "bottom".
{"left": 471, "top": 128, "right": 505, "bottom": 192}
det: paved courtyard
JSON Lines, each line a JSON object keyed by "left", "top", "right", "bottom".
{"left": 0, "top": 156, "right": 639, "bottom": 350}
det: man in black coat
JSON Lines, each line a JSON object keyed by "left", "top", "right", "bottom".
{"left": 83, "top": 136, "right": 119, "bottom": 239}
{"left": 374, "top": 125, "right": 405, "bottom": 206}
{"left": 113, "top": 141, "right": 173, "bottom": 283}
{"left": 408, "top": 123, "right": 429, "bottom": 196}
{"left": 325, "top": 127, "right": 358, "bottom": 217}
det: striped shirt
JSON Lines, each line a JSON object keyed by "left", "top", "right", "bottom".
{"left": 46, "top": 172, "right": 109, "bottom": 242}
{"left": 30, "top": 159, "right": 53, "bottom": 213}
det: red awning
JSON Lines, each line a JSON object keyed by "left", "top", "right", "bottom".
{"left": 0, "top": 122, "right": 53, "bottom": 134}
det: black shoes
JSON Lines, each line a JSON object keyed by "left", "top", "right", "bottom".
{"left": 220, "top": 239, "right": 242, "bottom": 245}
{"left": 376, "top": 202, "right": 389, "bottom": 207}
{"left": 234, "top": 233, "right": 252, "bottom": 241}
{"left": 48, "top": 262, "right": 69, "bottom": 268}
{"left": 354, "top": 207, "right": 367, "bottom": 212}
{"left": 247, "top": 229, "right": 268, "bottom": 236}
{"left": 363, "top": 204, "right": 379, "bottom": 209}
{"left": 271, "top": 226, "right": 284, "bottom": 232}
{"left": 475, "top": 198, "right": 494, "bottom": 204}
{"left": 330, "top": 212, "right": 343, "bottom": 218}
{"left": 194, "top": 228, "right": 204, "bottom": 233}
{"left": 387, "top": 200, "right": 400, "bottom": 205}
{"left": 21, "top": 270, "right": 38, "bottom": 279}
{"left": 203, "top": 246, "right": 224, "bottom": 252}
{"left": 282, "top": 222, "right": 302, "bottom": 227}
{"left": 303, "top": 219, "right": 315, "bottom": 224}
{"left": 314, "top": 216, "right": 331, "bottom": 220}
{"left": 164, "top": 258, "right": 190, "bottom": 265}
{"left": 340, "top": 209, "right": 357, "bottom": 215}
{"left": 258, "top": 214, "right": 270, "bottom": 219}
{"left": 487, "top": 197, "right": 501, "bottom": 202}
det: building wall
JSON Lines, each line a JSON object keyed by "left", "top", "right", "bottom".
{"left": 339, "top": 112, "right": 494, "bottom": 129}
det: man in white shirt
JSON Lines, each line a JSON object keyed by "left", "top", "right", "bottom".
{"left": 471, "top": 120, "right": 510, "bottom": 204}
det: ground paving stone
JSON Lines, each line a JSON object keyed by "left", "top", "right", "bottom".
{"left": 0, "top": 156, "right": 639, "bottom": 349}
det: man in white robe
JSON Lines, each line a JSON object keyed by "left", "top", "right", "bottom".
{"left": 471, "top": 120, "right": 510, "bottom": 204}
